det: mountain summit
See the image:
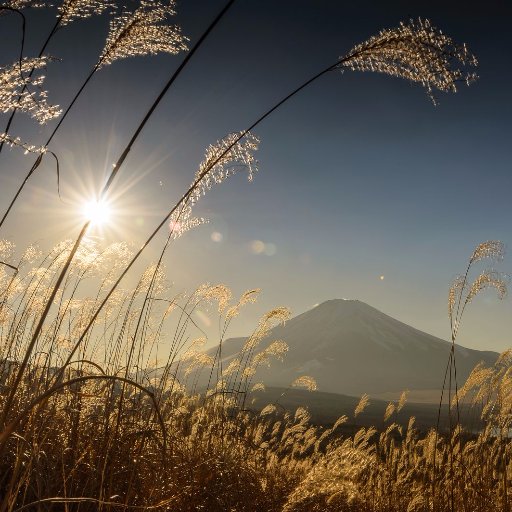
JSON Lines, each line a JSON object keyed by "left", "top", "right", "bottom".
{"left": 213, "top": 299, "right": 498, "bottom": 401}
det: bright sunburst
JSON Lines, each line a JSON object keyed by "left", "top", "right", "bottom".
{"left": 82, "top": 199, "right": 112, "bottom": 226}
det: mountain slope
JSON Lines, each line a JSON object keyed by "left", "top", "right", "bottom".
{"left": 210, "top": 299, "right": 498, "bottom": 400}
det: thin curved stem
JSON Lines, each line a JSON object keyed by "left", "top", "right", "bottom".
{"left": 99, "top": 0, "right": 238, "bottom": 198}
{"left": 0, "top": 0, "right": 237, "bottom": 430}
{"left": 0, "top": 13, "right": 62, "bottom": 153}
{"left": 0, "top": 61, "right": 100, "bottom": 230}
{"left": 0, "top": 0, "right": 238, "bottom": 231}
{"left": 0, "top": 7, "right": 26, "bottom": 80}
{"left": 55, "top": 57, "right": 346, "bottom": 385}
{"left": 0, "top": 153, "right": 43, "bottom": 229}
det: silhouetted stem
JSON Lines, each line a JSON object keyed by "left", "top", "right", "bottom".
{"left": 0, "top": 13, "right": 61, "bottom": 154}
{"left": 99, "top": 0, "right": 237, "bottom": 198}
{"left": 0, "top": 0, "right": 237, "bottom": 428}
{"left": 0, "top": 7, "right": 26, "bottom": 80}
{"left": 56, "top": 57, "right": 348, "bottom": 383}
{"left": 0, "top": 153, "right": 43, "bottom": 229}
{"left": 0, "top": 61, "right": 100, "bottom": 230}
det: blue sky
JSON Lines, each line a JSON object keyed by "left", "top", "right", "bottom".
{"left": 0, "top": 0, "right": 511, "bottom": 351}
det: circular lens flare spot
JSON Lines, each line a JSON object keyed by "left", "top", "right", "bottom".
{"left": 211, "top": 231, "right": 223, "bottom": 242}
{"left": 250, "top": 240, "right": 265, "bottom": 254}
{"left": 82, "top": 199, "right": 111, "bottom": 226}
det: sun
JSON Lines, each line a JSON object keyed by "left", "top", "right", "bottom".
{"left": 82, "top": 199, "right": 112, "bottom": 226}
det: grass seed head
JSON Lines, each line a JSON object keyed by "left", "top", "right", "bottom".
{"left": 99, "top": 0, "right": 187, "bottom": 66}
{"left": 339, "top": 18, "right": 478, "bottom": 104}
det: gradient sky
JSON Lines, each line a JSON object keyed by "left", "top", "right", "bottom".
{"left": 0, "top": 0, "right": 511, "bottom": 351}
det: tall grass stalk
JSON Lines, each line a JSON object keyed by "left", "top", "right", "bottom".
{"left": 0, "top": 0, "right": 187, "bottom": 230}
{"left": 0, "top": 0, "right": 235, "bottom": 429}
{"left": 0, "top": 7, "right": 62, "bottom": 154}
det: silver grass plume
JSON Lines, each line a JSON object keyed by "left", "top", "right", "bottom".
{"left": 448, "top": 241, "right": 507, "bottom": 324}
{"left": 99, "top": 0, "right": 187, "bottom": 67}
{"left": 169, "top": 132, "right": 259, "bottom": 239}
{"left": 194, "top": 131, "right": 259, "bottom": 188}
{"left": 291, "top": 375, "right": 317, "bottom": 392}
{"left": 384, "top": 402, "right": 395, "bottom": 422}
{"left": 397, "top": 389, "right": 408, "bottom": 412}
{"left": 59, "top": 0, "right": 114, "bottom": 26}
{"left": 0, "top": 1, "right": 46, "bottom": 9}
{"left": 354, "top": 393, "right": 370, "bottom": 417}
{"left": 339, "top": 18, "right": 478, "bottom": 104}
{"left": 470, "top": 240, "right": 504, "bottom": 264}
{"left": 0, "top": 133, "right": 46, "bottom": 154}
{"left": 0, "top": 57, "right": 61, "bottom": 123}
{"left": 464, "top": 269, "right": 507, "bottom": 306}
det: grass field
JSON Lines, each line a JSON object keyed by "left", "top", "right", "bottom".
{"left": 0, "top": 2, "right": 510, "bottom": 510}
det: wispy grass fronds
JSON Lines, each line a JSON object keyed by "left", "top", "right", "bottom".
{"left": 448, "top": 240, "right": 507, "bottom": 334}
{"left": 384, "top": 402, "right": 395, "bottom": 422}
{"left": 292, "top": 375, "right": 318, "bottom": 392}
{"left": 169, "top": 132, "right": 260, "bottom": 238}
{"left": 0, "top": 57, "right": 60, "bottom": 124}
{"left": 0, "top": 1, "right": 46, "bottom": 9}
{"left": 354, "top": 393, "right": 370, "bottom": 418}
{"left": 59, "top": 0, "right": 113, "bottom": 26}
{"left": 99, "top": 0, "right": 188, "bottom": 67}
{"left": 470, "top": 240, "right": 505, "bottom": 263}
{"left": 0, "top": 133, "right": 46, "bottom": 154}
{"left": 1, "top": 242, "right": 512, "bottom": 511}
{"left": 340, "top": 18, "right": 478, "bottom": 103}
{"left": 464, "top": 269, "right": 508, "bottom": 305}
{"left": 397, "top": 389, "right": 408, "bottom": 412}
{"left": 455, "top": 349, "right": 512, "bottom": 432}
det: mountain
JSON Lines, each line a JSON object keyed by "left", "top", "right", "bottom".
{"left": 209, "top": 299, "right": 499, "bottom": 402}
